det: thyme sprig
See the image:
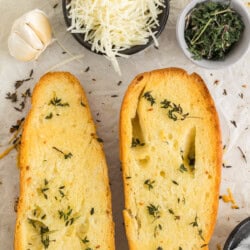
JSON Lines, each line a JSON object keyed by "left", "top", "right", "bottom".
{"left": 190, "top": 215, "right": 205, "bottom": 241}
{"left": 82, "top": 236, "right": 89, "bottom": 243}
{"left": 52, "top": 146, "right": 73, "bottom": 159}
{"left": 49, "top": 97, "right": 69, "bottom": 107}
{"left": 168, "top": 208, "right": 180, "bottom": 220}
{"left": 131, "top": 138, "right": 145, "bottom": 147}
{"left": 190, "top": 215, "right": 199, "bottom": 227}
{"left": 27, "top": 218, "right": 55, "bottom": 249}
{"left": 154, "top": 224, "right": 162, "bottom": 238}
{"left": 40, "top": 179, "right": 49, "bottom": 199}
{"left": 142, "top": 91, "right": 156, "bottom": 106}
{"left": 184, "top": 1, "right": 244, "bottom": 60}
{"left": 160, "top": 99, "right": 189, "bottom": 121}
{"left": 58, "top": 206, "right": 79, "bottom": 226}
{"left": 147, "top": 203, "right": 161, "bottom": 220}
{"left": 144, "top": 179, "right": 155, "bottom": 190}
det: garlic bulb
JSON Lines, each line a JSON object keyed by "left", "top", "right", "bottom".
{"left": 8, "top": 9, "right": 52, "bottom": 61}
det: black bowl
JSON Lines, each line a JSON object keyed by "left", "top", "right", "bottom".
{"left": 224, "top": 217, "right": 250, "bottom": 250}
{"left": 62, "top": 0, "right": 170, "bottom": 55}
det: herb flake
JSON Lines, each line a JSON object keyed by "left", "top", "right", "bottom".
{"left": 142, "top": 91, "right": 156, "bottom": 106}
{"left": 131, "top": 138, "right": 145, "bottom": 147}
{"left": 147, "top": 203, "right": 160, "bottom": 220}
{"left": 144, "top": 179, "right": 155, "bottom": 190}
{"left": 49, "top": 97, "right": 69, "bottom": 107}
{"left": 161, "top": 99, "right": 189, "bottom": 121}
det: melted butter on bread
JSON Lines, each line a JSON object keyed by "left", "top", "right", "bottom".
{"left": 15, "top": 72, "right": 115, "bottom": 250}
{"left": 120, "top": 68, "right": 222, "bottom": 250}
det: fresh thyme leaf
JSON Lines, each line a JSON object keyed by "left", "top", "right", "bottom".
{"left": 64, "top": 152, "right": 73, "bottom": 159}
{"left": 40, "top": 226, "right": 50, "bottom": 248}
{"left": 41, "top": 214, "right": 46, "bottom": 220}
{"left": 161, "top": 99, "right": 189, "bottom": 121}
{"left": 28, "top": 218, "right": 37, "bottom": 228}
{"left": 142, "top": 91, "right": 156, "bottom": 106}
{"left": 96, "top": 137, "right": 104, "bottom": 143}
{"left": 10, "top": 118, "right": 24, "bottom": 133}
{"left": 167, "top": 208, "right": 180, "bottom": 220}
{"left": 15, "top": 77, "right": 32, "bottom": 89}
{"left": 90, "top": 207, "right": 95, "bottom": 215}
{"left": 6, "top": 92, "right": 18, "bottom": 102}
{"left": 52, "top": 146, "right": 73, "bottom": 159}
{"left": 179, "top": 164, "right": 188, "bottom": 173}
{"left": 13, "top": 88, "right": 31, "bottom": 112}
{"left": 45, "top": 113, "right": 53, "bottom": 119}
{"left": 58, "top": 206, "right": 78, "bottom": 226}
{"left": 168, "top": 209, "right": 174, "bottom": 215}
{"left": 188, "top": 156, "right": 196, "bottom": 168}
{"left": 131, "top": 138, "right": 145, "bottom": 147}
{"left": 147, "top": 203, "right": 160, "bottom": 220}
{"left": 190, "top": 215, "right": 199, "bottom": 227}
{"left": 29, "top": 69, "right": 34, "bottom": 77}
{"left": 154, "top": 224, "right": 162, "bottom": 238}
{"left": 237, "top": 146, "right": 247, "bottom": 163}
{"left": 144, "top": 179, "right": 155, "bottom": 190}
{"left": 27, "top": 219, "right": 53, "bottom": 249}
{"left": 172, "top": 180, "right": 179, "bottom": 185}
{"left": 82, "top": 236, "right": 89, "bottom": 243}
{"left": 230, "top": 120, "right": 237, "bottom": 128}
{"left": 185, "top": 1, "right": 244, "bottom": 60}
{"left": 198, "top": 229, "right": 205, "bottom": 241}
{"left": 39, "top": 179, "right": 49, "bottom": 199}
{"left": 49, "top": 97, "right": 69, "bottom": 107}
{"left": 201, "top": 244, "right": 208, "bottom": 248}
{"left": 81, "top": 101, "right": 86, "bottom": 107}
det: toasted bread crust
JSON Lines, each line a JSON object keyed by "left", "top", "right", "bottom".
{"left": 15, "top": 72, "right": 115, "bottom": 250}
{"left": 120, "top": 68, "right": 222, "bottom": 249}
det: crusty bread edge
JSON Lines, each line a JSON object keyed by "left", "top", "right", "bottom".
{"left": 15, "top": 72, "right": 115, "bottom": 250}
{"left": 119, "top": 67, "right": 222, "bottom": 250}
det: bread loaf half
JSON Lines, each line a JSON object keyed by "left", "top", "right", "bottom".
{"left": 120, "top": 68, "right": 222, "bottom": 250}
{"left": 15, "top": 72, "right": 115, "bottom": 250}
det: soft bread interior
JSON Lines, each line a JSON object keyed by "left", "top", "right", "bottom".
{"left": 120, "top": 68, "right": 221, "bottom": 250}
{"left": 15, "top": 72, "right": 114, "bottom": 250}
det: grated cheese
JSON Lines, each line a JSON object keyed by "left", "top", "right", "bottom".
{"left": 67, "top": 0, "right": 165, "bottom": 74}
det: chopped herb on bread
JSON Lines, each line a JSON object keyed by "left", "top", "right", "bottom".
{"left": 120, "top": 68, "right": 222, "bottom": 249}
{"left": 15, "top": 72, "right": 115, "bottom": 250}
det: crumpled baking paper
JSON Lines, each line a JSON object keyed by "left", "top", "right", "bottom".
{"left": 0, "top": 0, "right": 249, "bottom": 249}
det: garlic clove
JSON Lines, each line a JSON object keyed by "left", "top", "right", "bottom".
{"left": 8, "top": 9, "right": 52, "bottom": 62}
{"left": 12, "top": 21, "right": 44, "bottom": 50}
{"left": 24, "top": 9, "right": 52, "bottom": 46}
{"left": 8, "top": 32, "right": 39, "bottom": 61}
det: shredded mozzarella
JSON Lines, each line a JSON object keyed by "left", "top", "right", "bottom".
{"left": 67, "top": 0, "right": 165, "bottom": 74}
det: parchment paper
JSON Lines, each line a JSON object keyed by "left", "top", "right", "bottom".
{"left": 0, "top": 0, "right": 249, "bottom": 249}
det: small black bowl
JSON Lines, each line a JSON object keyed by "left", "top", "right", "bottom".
{"left": 62, "top": 0, "right": 170, "bottom": 55}
{"left": 224, "top": 217, "right": 250, "bottom": 250}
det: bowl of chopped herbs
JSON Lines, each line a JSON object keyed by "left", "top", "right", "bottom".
{"left": 176, "top": 0, "right": 250, "bottom": 69}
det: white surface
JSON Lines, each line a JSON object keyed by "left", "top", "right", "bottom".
{"left": 0, "top": 0, "right": 249, "bottom": 249}
{"left": 176, "top": 0, "right": 250, "bottom": 69}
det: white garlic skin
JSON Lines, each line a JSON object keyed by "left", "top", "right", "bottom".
{"left": 8, "top": 9, "right": 52, "bottom": 61}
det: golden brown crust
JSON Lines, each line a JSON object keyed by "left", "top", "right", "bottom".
{"left": 120, "top": 67, "right": 222, "bottom": 249}
{"left": 15, "top": 72, "right": 115, "bottom": 250}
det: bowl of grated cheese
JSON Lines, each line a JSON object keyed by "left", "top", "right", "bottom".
{"left": 62, "top": 0, "right": 169, "bottom": 74}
